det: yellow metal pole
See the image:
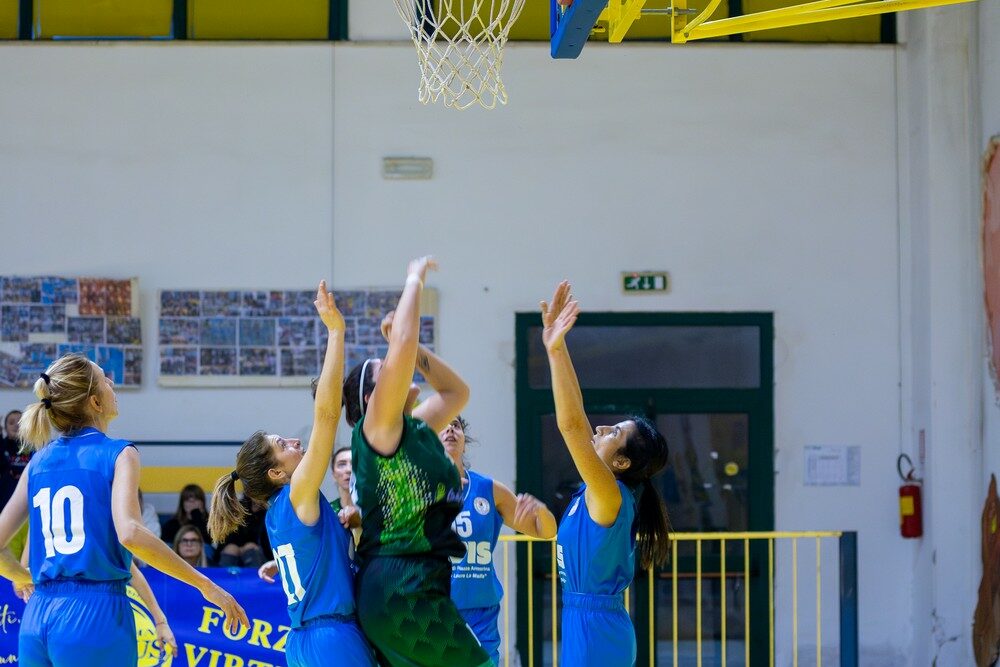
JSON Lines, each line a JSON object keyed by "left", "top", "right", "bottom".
{"left": 649, "top": 566, "right": 655, "bottom": 667}
{"left": 671, "top": 531, "right": 841, "bottom": 540}
{"left": 673, "top": 540, "right": 679, "bottom": 667}
{"left": 683, "top": 0, "right": 725, "bottom": 34}
{"left": 528, "top": 541, "right": 534, "bottom": 667}
{"left": 671, "top": 0, "right": 689, "bottom": 43}
{"left": 688, "top": 0, "right": 864, "bottom": 32}
{"left": 686, "top": 0, "right": 974, "bottom": 40}
{"left": 744, "top": 539, "right": 750, "bottom": 667}
{"left": 816, "top": 538, "right": 822, "bottom": 667}
{"left": 769, "top": 539, "right": 774, "bottom": 667}
{"left": 793, "top": 538, "right": 798, "bottom": 667}
{"left": 504, "top": 541, "right": 510, "bottom": 667}
{"left": 608, "top": 0, "right": 649, "bottom": 42}
{"left": 696, "top": 539, "right": 702, "bottom": 667}
{"left": 721, "top": 538, "right": 727, "bottom": 667}
{"left": 625, "top": 585, "right": 631, "bottom": 616}
{"left": 551, "top": 541, "right": 558, "bottom": 667}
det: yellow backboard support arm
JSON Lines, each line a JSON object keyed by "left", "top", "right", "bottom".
{"left": 594, "top": 0, "right": 975, "bottom": 44}
{"left": 679, "top": 0, "right": 974, "bottom": 41}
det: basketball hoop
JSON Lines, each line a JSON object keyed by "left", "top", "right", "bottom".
{"left": 392, "top": 0, "right": 527, "bottom": 110}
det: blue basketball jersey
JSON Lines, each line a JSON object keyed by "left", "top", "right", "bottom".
{"left": 27, "top": 427, "right": 133, "bottom": 584}
{"left": 556, "top": 481, "right": 637, "bottom": 595}
{"left": 450, "top": 469, "right": 504, "bottom": 610}
{"left": 266, "top": 485, "right": 356, "bottom": 628}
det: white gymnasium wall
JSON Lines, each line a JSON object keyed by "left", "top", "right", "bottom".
{"left": 898, "top": 6, "right": 982, "bottom": 665}
{"left": 980, "top": 0, "right": 1000, "bottom": 484}
{"left": 0, "top": 39, "right": 911, "bottom": 660}
{"left": 338, "top": 42, "right": 906, "bottom": 663}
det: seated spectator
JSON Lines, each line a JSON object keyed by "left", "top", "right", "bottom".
{"left": 218, "top": 497, "right": 269, "bottom": 568}
{"left": 162, "top": 483, "right": 209, "bottom": 545}
{"left": 138, "top": 488, "right": 161, "bottom": 539}
{"left": 0, "top": 410, "right": 28, "bottom": 508}
{"left": 173, "top": 526, "right": 208, "bottom": 568}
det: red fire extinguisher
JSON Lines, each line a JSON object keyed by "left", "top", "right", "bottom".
{"left": 897, "top": 453, "right": 923, "bottom": 538}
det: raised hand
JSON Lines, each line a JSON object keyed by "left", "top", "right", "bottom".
{"left": 314, "top": 280, "right": 345, "bottom": 332}
{"left": 257, "top": 560, "right": 278, "bottom": 584}
{"left": 407, "top": 256, "right": 439, "bottom": 285}
{"left": 540, "top": 281, "right": 580, "bottom": 353}
{"left": 202, "top": 583, "right": 249, "bottom": 635}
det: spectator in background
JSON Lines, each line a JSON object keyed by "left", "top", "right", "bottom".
{"left": 162, "top": 484, "right": 209, "bottom": 545}
{"left": 138, "top": 489, "right": 161, "bottom": 539}
{"left": 217, "top": 497, "right": 268, "bottom": 568}
{"left": 173, "top": 526, "right": 208, "bottom": 568}
{"left": 0, "top": 410, "right": 28, "bottom": 508}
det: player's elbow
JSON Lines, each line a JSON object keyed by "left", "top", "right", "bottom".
{"left": 448, "top": 381, "right": 470, "bottom": 411}
{"left": 115, "top": 519, "right": 141, "bottom": 549}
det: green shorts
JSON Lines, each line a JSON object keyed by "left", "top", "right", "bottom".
{"left": 357, "top": 555, "right": 492, "bottom": 667}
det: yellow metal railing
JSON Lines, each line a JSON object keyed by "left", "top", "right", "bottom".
{"left": 497, "top": 530, "right": 845, "bottom": 667}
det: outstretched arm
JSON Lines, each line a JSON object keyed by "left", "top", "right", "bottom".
{"left": 380, "top": 311, "right": 469, "bottom": 433}
{"left": 494, "top": 482, "right": 557, "bottom": 539}
{"left": 363, "top": 257, "right": 438, "bottom": 455}
{"left": 290, "top": 281, "right": 345, "bottom": 525}
{"left": 111, "top": 447, "right": 249, "bottom": 634}
{"left": 542, "top": 281, "right": 622, "bottom": 527}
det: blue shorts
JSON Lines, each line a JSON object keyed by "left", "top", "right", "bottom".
{"left": 20, "top": 580, "right": 137, "bottom": 667}
{"left": 459, "top": 605, "right": 501, "bottom": 665}
{"left": 560, "top": 592, "right": 635, "bottom": 667}
{"left": 286, "top": 614, "right": 378, "bottom": 667}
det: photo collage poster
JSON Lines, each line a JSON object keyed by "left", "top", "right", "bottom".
{"left": 158, "top": 288, "right": 436, "bottom": 385}
{"left": 0, "top": 276, "right": 142, "bottom": 388}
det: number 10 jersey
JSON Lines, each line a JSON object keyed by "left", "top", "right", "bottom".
{"left": 27, "top": 427, "right": 133, "bottom": 584}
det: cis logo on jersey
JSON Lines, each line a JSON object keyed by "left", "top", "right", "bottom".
{"left": 127, "top": 585, "right": 173, "bottom": 666}
{"left": 474, "top": 497, "right": 490, "bottom": 515}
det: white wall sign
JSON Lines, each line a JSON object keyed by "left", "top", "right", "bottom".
{"left": 804, "top": 445, "right": 861, "bottom": 486}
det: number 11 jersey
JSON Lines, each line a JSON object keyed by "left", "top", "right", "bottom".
{"left": 265, "top": 485, "right": 357, "bottom": 628}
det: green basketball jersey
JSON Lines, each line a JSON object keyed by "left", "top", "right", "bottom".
{"left": 352, "top": 414, "right": 464, "bottom": 559}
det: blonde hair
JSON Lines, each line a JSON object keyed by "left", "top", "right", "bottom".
{"left": 19, "top": 354, "right": 100, "bottom": 451}
{"left": 207, "top": 431, "right": 277, "bottom": 543}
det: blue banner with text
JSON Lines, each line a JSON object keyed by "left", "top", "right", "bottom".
{"left": 0, "top": 568, "right": 289, "bottom": 666}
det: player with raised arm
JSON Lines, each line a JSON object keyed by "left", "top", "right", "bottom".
{"left": 208, "top": 281, "right": 376, "bottom": 667}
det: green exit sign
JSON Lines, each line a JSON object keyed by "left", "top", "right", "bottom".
{"left": 622, "top": 271, "right": 670, "bottom": 294}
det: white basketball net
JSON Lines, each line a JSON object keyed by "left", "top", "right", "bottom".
{"left": 392, "top": 0, "right": 528, "bottom": 110}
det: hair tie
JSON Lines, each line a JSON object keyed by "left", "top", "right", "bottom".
{"left": 41, "top": 398, "right": 52, "bottom": 410}
{"left": 40, "top": 372, "right": 51, "bottom": 385}
{"left": 358, "top": 358, "right": 373, "bottom": 419}
{"left": 230, "top": 470, "right": 239, "bottom": 482}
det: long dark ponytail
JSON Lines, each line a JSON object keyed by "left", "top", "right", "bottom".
{"left": 619, "top": 416, "right": 672, "bottom": 570}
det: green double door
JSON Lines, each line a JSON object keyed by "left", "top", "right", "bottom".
{"left": 514, "top": 312, "right": 774, "bottom": 666}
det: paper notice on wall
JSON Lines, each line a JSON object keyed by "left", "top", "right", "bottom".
{"left": 804, "top": 445, "right": 861, "bottom": 486}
